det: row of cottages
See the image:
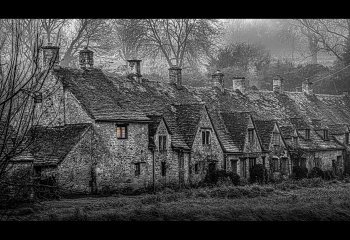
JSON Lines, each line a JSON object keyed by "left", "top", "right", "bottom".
{"left": 8, "top": 44, "right": 350, "bottom": 194}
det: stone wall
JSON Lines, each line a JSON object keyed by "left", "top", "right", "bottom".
{"left": 305, "top": 150, "right": 344, "bottom": 173}
{"left": 190, "top": 108, "right": 224, "bottom": 184}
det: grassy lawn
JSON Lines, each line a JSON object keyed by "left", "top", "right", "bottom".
{"left": 2, "top": 179, "right": 350, "bottom": 221}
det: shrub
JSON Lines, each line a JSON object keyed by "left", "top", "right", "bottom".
{"left": 323, "top": 170, "right": 335, "bottom": 181}
{"left": 249, "top": 164, "right": 267, "bottom": 184}
{"left": 291, "top": 166, "right": 308, "bottom": 180}
{"left": 308, "top": 167, "right": 324, "bottom": 179}
{"left": 227, "top": 172, "right": 240, "bottom": 186}
{"left": 204, "top": 169, "right": 229, "bottom": 185}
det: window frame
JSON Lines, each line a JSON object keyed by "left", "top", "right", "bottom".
{"left": 305, "top": 129, "right": 310, "bottom": 140}
{"left": 231, "top": 159, "right": 238, "bottom": 174}
{"left": 272, "top": 132, "right": 280, "bottom": 145}
{"left": 201, "top": 129, "right": 211, "bottom": 146}
{"left": 159, "top": 135, "right": 167, "bottom": 152}
{"left": 161, "top": 162, "right": 166, "bottom": 176}
{"left": 116, "top": 124, "right": 128, "bottom": 139}
{"left": 134, "top": 162, "right": 141, "bottom": 176}
{"left": 248, "top": 128, "right": 254, "bottom": 144}
{"left": 323, "top": 129, "right": 329, "bottom": 140}
{"left": 345, "top": 133, "right": 349, "bottom": 145}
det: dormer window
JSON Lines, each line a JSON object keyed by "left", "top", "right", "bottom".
{"left": 202, "top": 129, "right": 211, "bottom": 145}
{"left": 305, "top": 129, "right": 310, "bottom": 140}
{"left": 159, "top": 135, "right": 167, "bottom": 152}
{"left": 248, "top": 128, "right": 254, "bottom": 143}
{"left": 323, "top": 129, "right": 329, "bottom": 140}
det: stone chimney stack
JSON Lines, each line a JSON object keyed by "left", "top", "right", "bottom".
{"left": 42, "top": 43, "right": 59, "bottom": 68}
{"left": 232, "top": 77, "right": 247, "bottom": 93}
{"left": 79, "top": 46, "right": 94, "bottom": 69}
{"left": 273, "top": 75, "right": 283, "bottom": 93}
{"left": 302, "top": 78, "right": 313, "bottom": 94}
{"left": 127, "top": 59, "right": 142, "bottom": 82}
{"left": 169, "top": 66, "right": 182, "bottom": 88}
{"left": 212, "top": 70, "right": 224, "bottom": 92}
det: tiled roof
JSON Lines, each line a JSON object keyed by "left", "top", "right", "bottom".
{"left": 254, "top": 119, "right": 276, "bottom": 151}
{"left": 53, "top": 68, "right": 149, "bottom": 122}
{"left": 327, "top": 124, "right": 349, "bottom": 135}
{"left": 29, "top": 123, "right": 91, "bottom": 166}
{"left": 220, "top": 112, "right": 251, "bottom": 152}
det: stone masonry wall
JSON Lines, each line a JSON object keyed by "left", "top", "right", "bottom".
{"left": 190, "top": 109, "right": 223, "bottom": 184}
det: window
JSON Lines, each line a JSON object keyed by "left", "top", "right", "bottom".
{"left": 134, "top": 163, "right": 140, "bottom": 176}
{"left": 231, "top": 159, "right": 238, "bottom": 174}
{"left": 159, "top": 135, "right": 167, "bottom": 152}
{"left": 161, "top": 162, "right": 166, "bottom": 176}
{"left": 345, "top": 133, "right": 349, "bottom": 144}
{"left": 202, "top": 130, "right": 211, "bottom": 145}
{"left": 34, "top": 166, "right": 42, "bottom": 178}
{"left": 116, "top": 125, "right": 127, "bottom": 139}
{"left": 314, "top": 158, "right": 321, "bottom": 168}
{"left": 248, "top": 129, "right": 254, "bottom": 143}
{"left": 194, "top": 163, "right": 199, "bottom": 174}
{"left": 179, "top": 152, "right": 184, "bottom": 169}
{"left": 273, "top": 132, "right": 280, "bottom": 145}
{"left": 323, "top": 130, "right": 329, "bottom": 140}
{"left": 305, "top": 129, "right": 310, "bottom": 140}
{"left": 293, "top": 136, "right": 298, "bottom": 146}
{"left": 281, "top": 158, "right": 288, "bottom": 174}
{"left": 272, "top": 158, "right": 279, "bottom": 172}
{"left": 249, "top": 158, "right": 256, "bottom": 170}
{"left": 240, "top": 159, "right": 247, "bottom": 178}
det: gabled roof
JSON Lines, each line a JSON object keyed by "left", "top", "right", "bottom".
{"left": 220, "top": 112, "right": 251, "bottom": 152}
{"left": 254, "top": 119, "right": 276, "bottom": 151}
{"left": 29, "top": 123, "right": 91, "bottom": 166}
{"left": 53, "top": 67, "right": 149, "bottom": 122}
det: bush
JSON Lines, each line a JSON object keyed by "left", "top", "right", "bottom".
{"left": 249, "top": 164, "right": 267, "bottom": 184}
{"left": 323, "top": 170, "right": 335, "bottom": 181}
{"left": 204, "top": 169, "right": 229, "bottom": 185}
{"left": 291, "top": 166, "right": 308, "bottom": 180}
{"left": 308, "top": 167, "right": 324, "bottom": 179}
{"left": 227, "top": 172, "right": 240, "bottom": 186}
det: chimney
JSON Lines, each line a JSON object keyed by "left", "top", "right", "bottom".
{"left": 169, "top": 66, "right": 182, "bottom": 88}
{"left": 302, "top": 78, "right": 313, "bottom": 94}
{"left": 232, "top": 76, "right": 247, "bottom": 93}
{"left": 273, "top": 75, "right": 283, "bottom": 93}
{"left": 42, "top": 43, "right": 59, "bottom": 68}
{"left": 79, "top": 46, "right": 94, "bottom": 69}
{"left": 212, "top": 70, "right": 224, "bottom": 92}
{"left": 127, "top": 59, "right": 142, "bottom": 82}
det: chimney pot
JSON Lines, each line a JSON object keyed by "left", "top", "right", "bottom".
{"left": 212, "top": 70, "right": 224, "bottom": 92}
{"left": 127, "top": 59, "right": 142, "bottom": 82}
{"left": 273, "top": 75, "right": 283, "bottom": 93}
{"left": 42, "top": 43, "right": 59, "bottom": 68}
{"left": 79, "top": 46, "right": 94, "bottom": 69}
{"left": 169, "top": 66, "right": 182, "bottom": 88}
{"left": 232, "top": 76, "right": 247, "bottom": 93}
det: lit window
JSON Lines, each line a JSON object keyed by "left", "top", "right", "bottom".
{"left": 202, "top": 130, "right": 211, "bottom": 145}
{"left": 116, "top": 125, "right": 127, "bottom": 139}
{"left": 248, "top": 129, "right": 254, "bottom": 143}
{"left": 159, "top": 135, "right": 167, "bottom": 152}
{"left": 135, "top": 163, "right": 140, "bottom": 176}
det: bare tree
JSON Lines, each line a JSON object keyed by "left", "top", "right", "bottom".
{"left": 0, "top": 20, "right": 58, "bottom": 181}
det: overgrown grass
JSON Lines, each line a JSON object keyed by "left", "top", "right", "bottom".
{"left": 3, "top": 178, "right": 350, "bottom": 221}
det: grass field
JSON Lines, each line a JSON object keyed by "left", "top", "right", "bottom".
{"left": 2, "top": 179, "right": 350, "bottom": 221}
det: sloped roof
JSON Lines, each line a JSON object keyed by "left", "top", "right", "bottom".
{"left": 254, "top": 119, "right": 276, "bottom": 151}
{"left": 29, "top": 123, "right": 91, "bottom": 166}
{"left": 220, "top": 112, "right": 251, "bottom": 152}
{"left": 53, "top": 67, "right": 149, "bottom": 122}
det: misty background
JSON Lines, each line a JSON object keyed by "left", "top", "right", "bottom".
{"left": 1, "top": 19, "right": 350, "bottom": 94}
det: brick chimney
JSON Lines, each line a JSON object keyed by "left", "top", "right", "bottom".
{"left": 212, "top": 70, "right": 224, "bottom": 92}
{"left": 273, "top": 75, "right": 283, "bottom": 93}
{"left": 169, "top": 66, "right": 182, "bottom": 88}
{"left": 302, "top": 78, "right": 313, "bottom": 94}
{"left": 42, "top": 43, "right": 59, "bottom": 68}
{"left": 232, "top": 77, "right": 247, "bottom": 93}
{"left": 127, "top": 59, "right": 142, "bottom": 82}
{"left": 79, "top": 46, "right": 94, "bottom": 69}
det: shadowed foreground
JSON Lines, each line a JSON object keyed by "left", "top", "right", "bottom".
{"left": 2, "top": 179, "right": 350, "bottom": 221}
